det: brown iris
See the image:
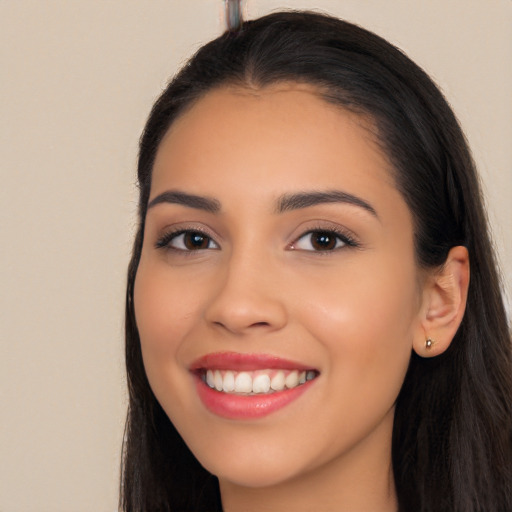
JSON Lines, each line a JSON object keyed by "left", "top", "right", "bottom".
{"left": 183, "top": 232, "right": 211, "bottom": 250}
{"left": 309, "top": 231, "right": 337, "bottom": 251}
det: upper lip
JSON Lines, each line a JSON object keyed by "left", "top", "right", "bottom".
{"left": 189, "top": 351, "right": 317, "bottom": 372}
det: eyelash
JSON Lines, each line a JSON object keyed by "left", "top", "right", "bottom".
{"left": 155, "top": 226, "right": 359, "bottom": 254}
{"left": 155, "top": 228, "right": 219, "bottom": 252}
{"left": 290, "top": 227, "right": 359, "bottom": 253}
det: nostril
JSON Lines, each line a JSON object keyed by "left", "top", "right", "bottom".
{"left": 214, "top": 321, "right": 270, "bottom": 328}
{"left": 206, "top": 291, "right": 287, "bottom": 333}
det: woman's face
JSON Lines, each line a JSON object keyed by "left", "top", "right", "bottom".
{"left": 134, "top": 84, "right": 425, "bottom": 488}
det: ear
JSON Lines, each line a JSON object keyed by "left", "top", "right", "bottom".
{"left": 413, "top": 246, "right": 470, "bottom": 358}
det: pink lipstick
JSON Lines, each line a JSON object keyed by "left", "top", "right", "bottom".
{"left": 190, "top": 352, "right": 319, "bottom": 420}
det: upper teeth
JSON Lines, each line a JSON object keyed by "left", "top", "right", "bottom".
{"left": 204, "top": 369, "right": 316, "bottom": 394}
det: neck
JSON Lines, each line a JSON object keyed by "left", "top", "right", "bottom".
{"left": 219, "top": 413, "right": 398, "bottom": 512}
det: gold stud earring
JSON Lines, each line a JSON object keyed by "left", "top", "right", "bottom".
{"left": 425, "top": 338, "right": 434, "bottom": 349}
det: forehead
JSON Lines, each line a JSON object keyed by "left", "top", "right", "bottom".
{"left": 159, "top": 83, "right": 381, "bottom": 161}
{"left": 151, "top": 83, "right": 401, "bottom": 215}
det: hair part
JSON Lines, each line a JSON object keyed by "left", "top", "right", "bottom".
{"left": 121, "top": 11, "right": 512, "bottom": 512}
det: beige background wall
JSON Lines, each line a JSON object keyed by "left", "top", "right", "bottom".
{"left": 1, "top": 1, "right": 510, "bottom": 511}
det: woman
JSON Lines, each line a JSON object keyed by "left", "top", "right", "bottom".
{"left": 120, "top": 11, "right": 512, "bottom": 512}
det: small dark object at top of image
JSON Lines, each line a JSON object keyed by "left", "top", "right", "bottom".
{"left": 225, "top": 0, "right": 243, "bottom": 31}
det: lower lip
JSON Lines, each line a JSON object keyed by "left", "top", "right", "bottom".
{"left": 194, "top": 376, "right": 315, "bottom": 420}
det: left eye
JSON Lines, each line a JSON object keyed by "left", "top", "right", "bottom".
{"left": 160, "top": 230, "right": 219, "bottom": 251}
{"left": 292, "top": 230, "right": 348, "bottom": 251}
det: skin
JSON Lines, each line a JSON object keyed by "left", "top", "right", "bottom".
{"left": 134, "top": 83, "right": 469, "bottom": 511}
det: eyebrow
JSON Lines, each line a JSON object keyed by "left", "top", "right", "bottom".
{"left": 275, "top": 190, "right": 378, "bottom": 217}
{"left": 147, "top": 188, "right": 378, "bottom": 218}
{"left": 147, "top": 190, "right": 221, "bottom": 213}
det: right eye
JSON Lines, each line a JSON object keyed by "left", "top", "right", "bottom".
{"left": 156, "top": 230, "right": 220, "bottom": 251}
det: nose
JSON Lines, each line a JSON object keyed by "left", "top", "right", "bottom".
{"left": 204, "top": 249, "right": 288, "bottom": 336}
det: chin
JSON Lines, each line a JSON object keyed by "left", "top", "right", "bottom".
{"left": 188, "top": 434, "right": 315, "bottom": 489}
{"left": 211, "top": 460, "right": 304, "bottom": 489}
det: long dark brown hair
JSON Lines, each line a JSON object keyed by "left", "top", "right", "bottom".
{"left": 120, "top": 11, "right": 512, "bottom": 512}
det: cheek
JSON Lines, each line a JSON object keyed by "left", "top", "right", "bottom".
{"left": 133, "top": 261, "right": 201, "bottom": 391}
{"left": 134, "top": 259, "right": 202, "bottom": 344}
{"left": 301, "top": 259, "right": 418, "bottom": 339}
{"left": 133, "top": 260, "right": 216, "bottom": 437}
{"left": 296, "top": 255, "right": 419, "bottom": 405}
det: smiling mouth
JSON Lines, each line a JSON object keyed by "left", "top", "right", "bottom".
{"left": 200, "top": 368, "right": 319, "bottom": 395}
{"left": 191, "top": 353, "right": 320, "bottom": 419}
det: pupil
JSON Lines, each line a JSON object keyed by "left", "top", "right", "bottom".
{"left": 184, "top": 232, "right": 208, "bottom": 250}
{"left": 312, "top": 232, "right": 335, "bottom": 250}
